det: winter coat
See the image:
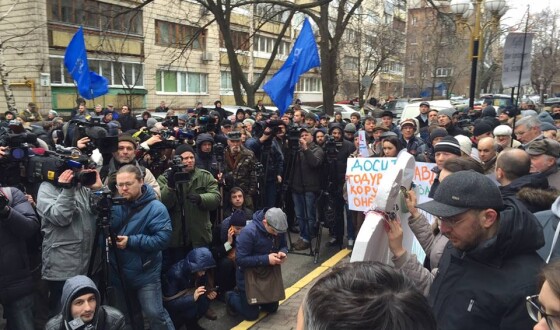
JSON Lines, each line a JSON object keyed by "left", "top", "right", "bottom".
{"left": 195, "top": 133, "right": 219, "bottom": 176}
{"left": 428, "top": 197, "right": 545, "bottom": 330}
{"left": 290, "top": 142, "right": 325, "bottom": 193}
{"left": 109, "top": 184, "right": 172, "bottom": 289}
{"left": 400, "top": 135, "right": 428, "bottom": 161}
{"left": 38, "top": 183, "right": 96, "bottom": 281}
{"left": 327, "top": 127, "right": 356, "bottom": 187}
{"left": 45, "top": 275, "right": 128, "bottom": 330}
{"left": 162, "top": 247, "right": 215, "bottom": 313}
{"left": 235, "top": 209, "right": 288, "bottom": 292}
{"left": 224, "top": 146, "right": 258, "bottom": 196}
{"left": 159, "top": 167, "right": 221, "bottom": 248}
{"left": 0, "top": 187, "right": 39, "bottom": 303}
{"left": 244, "top": 137, "right": 285, "bottom": 182}
{"left": 535, "top": 196, "right": 560, "bottom": 262}
{"left": 117, "top": 114, "right": 138, "bottom": 132}
{"left": 500, "top": 173, "right": 558, "bottom": 213}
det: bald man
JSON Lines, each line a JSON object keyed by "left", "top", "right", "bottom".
{"left": 477, "top": 137, "right": 499, "bottom": 174}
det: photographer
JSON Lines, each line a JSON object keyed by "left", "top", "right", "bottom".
{"left": 37, "top": 167, "right": 102, "bottom": 316}
{"left": 100, "top": 134, "right": 161, "bottom": 200}
{"left": 325, "top": 125, "right": 356, "bottom": 248}
{"left": 0, "top": 185, "right": 40, "bottom": 329}
{"left": 245, "top": 121, "right": 284, "bottom": 208}
{"left": 290, "top": 127, "right": 325, "bottom": 251}
{"left": 158, "top": 144, "right": 221, "bottom": 267}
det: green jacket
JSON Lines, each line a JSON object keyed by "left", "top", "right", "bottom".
{"left": 158, "top": 168, "right": 221, "bottom": 248}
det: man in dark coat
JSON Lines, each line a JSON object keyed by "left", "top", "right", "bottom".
{"left": 415, "top": 171, "right": 544, "bottom": 330}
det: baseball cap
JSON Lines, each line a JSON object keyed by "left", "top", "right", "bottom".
{"left": 381, "top": 110, "right": 394, "bottom": 118}
{"left": 420, "top": 101, "right": 430, "bottom": 107}
{"left": 525, "top": 139, "right": 560, "bottom": 158}
{"left": 265, "top": 208, "right": 288, "bottom": 233}
{"left": 227, "top": 131, "right": 242, "bottom": 141}
{"left": 221, "top": 119, "right": 232, "bottom": 127}
{"left": 416, "top": 170, "right": 504, "bottom": 217}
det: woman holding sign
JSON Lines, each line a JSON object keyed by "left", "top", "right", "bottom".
{"left": 380, "top": 134, "right": 403, "bottom": 157}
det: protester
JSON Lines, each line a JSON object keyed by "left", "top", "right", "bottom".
{"left": 527, "top": 260, "right": 560, "bottom": 330}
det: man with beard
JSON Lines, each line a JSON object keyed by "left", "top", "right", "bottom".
{"left": 221, "top": 131, "right": 258, "bottom": 210}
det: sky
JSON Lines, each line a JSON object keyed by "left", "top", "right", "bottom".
{"left": 501, "top": 0, "right": 560, "bottom": 29}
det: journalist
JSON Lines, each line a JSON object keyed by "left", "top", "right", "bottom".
{"left": 37, "top": 167, "right": 103, "bottom": 316}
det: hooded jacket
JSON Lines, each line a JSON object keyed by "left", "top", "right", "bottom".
{"left": 159, "top": 167, "right": 221, "bottom": 248}
{"left": 38, "top": 182, "right": 96, "bottom": 281}
{"left": 162, "top": 247, "right": 216, "bottom": 313}
{"left": 0, "top": 187, "right": 39, "bottom": 303}
{"left": 428, "top": 197, "right": 545, "bottom": 330}
{"left": 499, "top": 173, "right": 558, "bottom": 213}
{"left": 45, "top": 275, "right": 127, "bottom": 330}
{"left": 109, "top": 184, "right": 172, "bottom": 289}
{"left": 535, "top": 196, "right": 560, "bottom": 261}
{"left": 195, "top": 133, "right": 219, "bottom": 176}
{"left": 235, "top": 209, "right": 288, "bottom": 292}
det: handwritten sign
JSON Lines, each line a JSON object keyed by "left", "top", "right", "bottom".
{"left": 358, "top": 130, "right": 369, "bottom": 158}
{"left": 346, "top": 158, "right": 437, "bottom": 211}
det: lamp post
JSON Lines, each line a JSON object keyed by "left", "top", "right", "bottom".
{"left": 450, "top": 0, "right": 507, "bottom": 109}
{"left": 540, "top": 47, "right": 552, "bottom": 104}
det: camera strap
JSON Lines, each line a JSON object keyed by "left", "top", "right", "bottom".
{"left": 115, "top": 200, "right": 150, "bottom": 235}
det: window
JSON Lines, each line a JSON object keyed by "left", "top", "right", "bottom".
{"left": 221, "top": 29, "right": 250, "bottom": 51}
{"left": 344, "top": 57, "right": 359, "bottom": 70}
{"left": 435, "top": 67, "right": 452, "bottom": 77}
{"left": 48, "top": 0, "right": 143, "bottom": 35}
{"left": 156, "top": 70, "right": 208, "bottom": 94}
{"left": 221, "top": 71, "right": 233, "bottom": 91}
{"left": 50, "top": 56, "right": 144, "bottom": 87}
{"left": 255, "top": 4, "right": 288, "bottom": 23}
{"left": 295, "top": 77, "right": 322, "bottom": 92}
{"left": 155, "top": 20, "right": 206, "bottom": 50}
{"left": 254, "top": 35, "right": 290, "bottom": 55}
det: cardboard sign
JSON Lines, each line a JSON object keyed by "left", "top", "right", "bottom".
{"left": 358, "top": 130, "right": 369, "bottom": 158}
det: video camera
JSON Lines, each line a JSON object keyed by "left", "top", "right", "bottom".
{"left": 161, "top": 116, "right": 178, "bottom": 128}
{"left": 0, "top": 124, "right": 37, "bottom": 160}
{"left": 213, "top": 142, "right": 225, "bottom": 163}
{"left": 26, "top": 149, "right": 97, "bottom": 188}
{"left": 90, "top": 188, "right": 126, "bottom": 214}
{"left": 70, "top": 117, "right": 118, "bottom": 155}
{"left": 197, "top": 115, "right": 216, "bottom": 134}
{"left": 324, "top": 135, "right": 341, "bottom": 160}
{"left": 286, "top": 126, "right": 302, "bottom": 149}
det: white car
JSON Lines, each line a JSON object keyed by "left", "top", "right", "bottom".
{"left": 315, "top": 104, "right": 359, "bottom": 120}
{"left": 400, "top": 100, "right": 457, "bottom": 122}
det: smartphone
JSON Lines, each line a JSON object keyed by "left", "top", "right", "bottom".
{"left": 206, "top": 286, "right": 219, "bottom": 292}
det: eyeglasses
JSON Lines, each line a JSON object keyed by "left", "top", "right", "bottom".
{"left": 116, "top": 182, "right": 136, "bottom": 188}
{"left": 526, "top": 295, "right": 560, "bottom": 330}
{"left": 437, "top": 214, "right": 470, "bottom": 228}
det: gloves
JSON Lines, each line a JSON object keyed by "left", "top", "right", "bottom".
{"left": 187, "top": 193, "right": 202, "bottom": 205}
{"left": 167, "top": 170, "right": 176, "bottom": 189}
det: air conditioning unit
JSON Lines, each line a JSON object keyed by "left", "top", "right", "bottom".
{"left": 201, "top": 52, "right": 213, "bottom": 62}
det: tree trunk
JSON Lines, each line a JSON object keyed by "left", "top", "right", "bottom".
{"left": 0, "top": 38, "right": 18, "bottom": 113}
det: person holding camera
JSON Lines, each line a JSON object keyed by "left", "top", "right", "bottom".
{"left": 109, "top": 165, "right": 173, "bottom": 329}
{"left": 158, "top": 144, "right": 221, "bottom": 267}
{"left": 45, "top": 275, "right": 128, "bottom": 330}
{"left": 37, "top": 167, "right": 103, "bottom": 316}
{"left": 0, "top": 185, "right": 40, "bottom": 329}
{"left": 163, "top": 247, "right": 217, "bottom": 329}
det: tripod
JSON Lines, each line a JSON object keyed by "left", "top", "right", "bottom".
{"left": 87, "top": 198, "right": 139, "bottom": 329}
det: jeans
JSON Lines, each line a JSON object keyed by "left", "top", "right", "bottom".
{"left": 292, "top": 192, "right": 317, "bottom": 242}
{"left": 4, "top": 293, "right": 34, "bottom": 330}
{"left": 227, "top": 289, "right": 279, "bottom": 321}
{"left": 165, "top": 294, "right": 210, "bottom": 325}
{"left": 114, "top": 281, "right": 174, "bottom": 330}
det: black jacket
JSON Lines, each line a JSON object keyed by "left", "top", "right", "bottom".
{"left": 0, "top": 187, "right": 39, "bottom": 303}
{"left": 500, "top": 173, "right": 557, "bottom": 213}
{"left": 429, "top": 197, "right": 544, "bottom": 330}
{"left": 117, "top": 114, "right": 138, "bottom": 132}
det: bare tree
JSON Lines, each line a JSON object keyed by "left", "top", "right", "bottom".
{"left": 0, "top": 0, "right": 25, "bottom": 112}
{"left": 529, "top": 9, "right": 560, "bottom": 100}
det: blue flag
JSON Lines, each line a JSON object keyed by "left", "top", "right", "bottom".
{"left": 264, "top": 18, "right": 320, "bottom": 114}
{"left": 64, "top": 27, "right": 109, "bottom": 100}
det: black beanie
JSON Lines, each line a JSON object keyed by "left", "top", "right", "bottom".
{"left": 175, "top": 144, "right": 195, "bottom": 156}
{"left": 229, "top": 209, "right": 247, "bottom": 227}
{"left": 434, "top": 136, "right": 461, "bottom": 156}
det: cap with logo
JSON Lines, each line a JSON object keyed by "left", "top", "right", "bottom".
{"left": 416, "top": 170, "right": 504, "bottom": 217}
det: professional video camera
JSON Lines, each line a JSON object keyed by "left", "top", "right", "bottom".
{"left": 169, "top": 155, "right": 192, "bottom": 184}
{"left": 324, "top": 135, "right": 341, "bottom": 160}
{"left": 213, "top": 142, "right": 225, "bottom": 163}
{"left": 26, "top": 149, "right": 97, "bottom": 188}
{"left": 286, "top": 126, "right": 302, "bottom": 149}
{"left": 70, "top": 117, "right": 118, "bottom": 155}
{"left": 0, "top": 124, "right": 37, "bottom": 160}
{"left": 197, "top": 115, "right": 216, "bottom": 133}
{"left": 161, "top": 116, "right": 178, "bottom": 128}
{"left": 90, "top": 188, "right": 126, "bottom": 213}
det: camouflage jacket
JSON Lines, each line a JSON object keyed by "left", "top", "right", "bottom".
{"left": 224, "top": 146, "right": 258, "bottom": 196}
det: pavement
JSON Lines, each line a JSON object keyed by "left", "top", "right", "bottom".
{"left": 232, "top": 249, "right": 351, "bottom": 330}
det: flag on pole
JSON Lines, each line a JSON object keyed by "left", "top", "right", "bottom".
{"left": 264, "top": 18, "right": 320, "bottom": 114}
{"left": 64, "top": 27, "right": 109, "bottom": 100}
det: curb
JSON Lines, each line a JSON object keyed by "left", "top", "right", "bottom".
{"left": 230, "top": 248, "right": 352, "bottom": 330}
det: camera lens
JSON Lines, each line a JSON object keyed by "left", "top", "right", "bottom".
{"left": 76, "top": 171, "right": 97, "bottom": 186}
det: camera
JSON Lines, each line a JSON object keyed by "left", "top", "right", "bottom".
{"left": 0, "top": 125, "right": 38, "bottom": 160}
{"left": 70, "top": 118, "right": 118, "bottom": 155}
{"left": 197, "top": 115, "right": 216, "bottom": 133}
{"left": 324, "top": 135, "right": 340, "bottom": 160}
{"left": 26, "top": 151, "right": 97, "bottom": 188}
{"left": 286, "top": 126, "right": 302, "bottom": 149}
{"left": 90, "top": 188, "right": 126, "bottom": 213}
{"left": 161, "top": 116, "right": 178, "bottom": 128}
{"left": 213, "top": 142, "right": 225, "bottom": 163}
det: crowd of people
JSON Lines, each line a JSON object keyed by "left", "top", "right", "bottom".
{"left": 0, "top": 97, "right": 559, "bottom": 329}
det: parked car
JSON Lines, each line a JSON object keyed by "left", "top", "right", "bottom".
{"left": 400, "top": 100, "right": 458, "bottom": 123}
{"left": 477, "top": 94, "right": 513, "bottom": 111}
{"left": 135, "top": 112, "right": 170, "bottom": 122}
{"left": 315, "top": 104, "right": 359, "bottom": 120}
{"left": 544, "top": 97, "right": 560, "bottom": 107}
{"left": 382, "top": 98, "right": 413, "bottom": 121}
